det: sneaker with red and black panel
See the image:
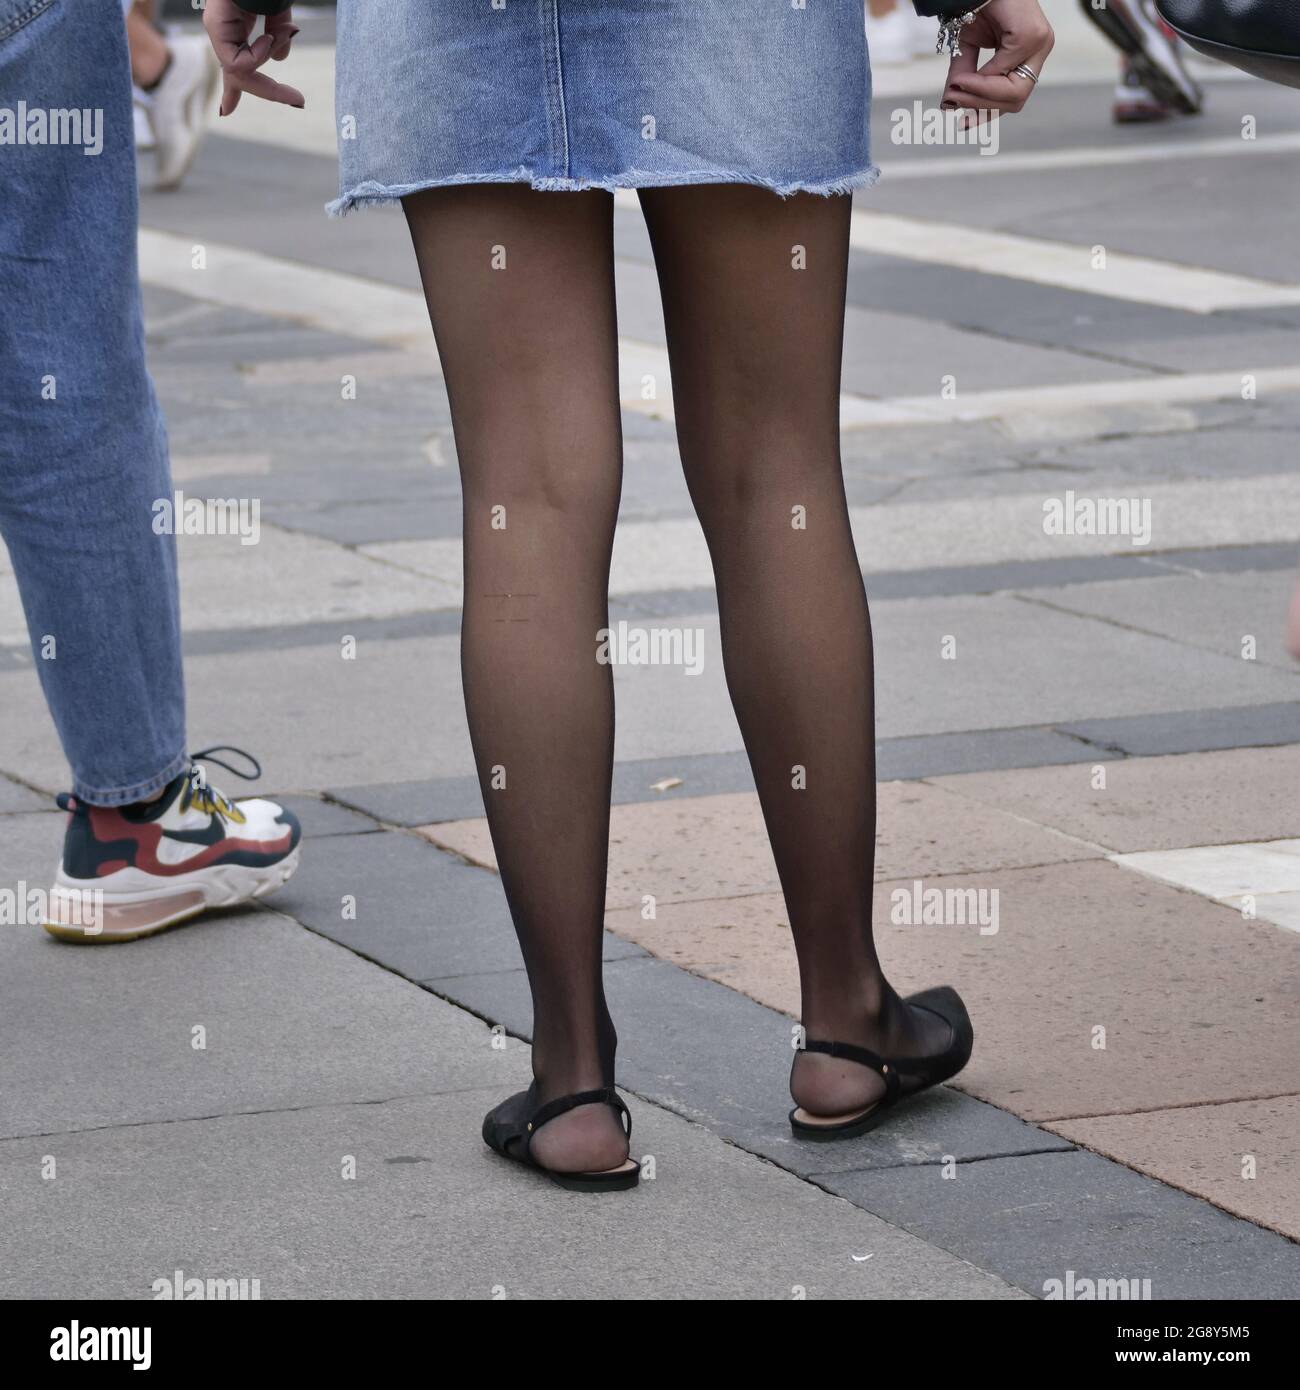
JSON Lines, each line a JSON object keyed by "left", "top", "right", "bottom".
{"left": 43, "top": 746, "right": 301, "bottom": 943}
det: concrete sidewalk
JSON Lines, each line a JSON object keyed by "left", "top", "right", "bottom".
{"left": 0, "top": 819, "right": 1018, "bottom": 1300}
{"left": 2, "top": 13, "right": 1299, "bottom": 1298}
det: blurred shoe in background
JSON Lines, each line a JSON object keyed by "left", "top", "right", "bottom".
{"left": 1113, "top": 57, "right": 1177, "bottom": 122}
{"left": 1082, "top": 0, "right": 1204, "bottom": 116}
{"left": 867, "top": 1, "right": 936, "bottom": 66}
{"left": 146, "top": 34, "right": 221, "bottom": 190}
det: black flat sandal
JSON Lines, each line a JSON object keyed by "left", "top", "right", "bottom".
{"left": 482, "top": 1084, "right": 640, "bottom": 1192}
{"left": 789, "top": 986, "right": 974, "bottom": 1142}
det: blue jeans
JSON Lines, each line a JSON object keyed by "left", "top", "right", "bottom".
{"left": 0, "top": 0, "right": 186, "bottom": 805}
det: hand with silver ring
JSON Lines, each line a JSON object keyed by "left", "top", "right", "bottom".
{"left": 938, "top": 0, "right": 1054, "bottom": 120}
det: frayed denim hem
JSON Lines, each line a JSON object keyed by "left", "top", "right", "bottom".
{"left": 72, "top": 750, "right": 189, "bottom": 808}
{"left": 327, "top": 164, "right": 880, "bottom": 215}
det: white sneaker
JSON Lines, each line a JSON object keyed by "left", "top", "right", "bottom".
{"left": 147, "top": 33, "right": 221, "bottom": 191}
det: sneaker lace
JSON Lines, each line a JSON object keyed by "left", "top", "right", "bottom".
{"left": 183, "top": 745, "right": 263, "bottom": 822}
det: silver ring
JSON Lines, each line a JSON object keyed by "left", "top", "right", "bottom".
{"left": 1011, "top": 63, "right": 1040, "bottom": 85}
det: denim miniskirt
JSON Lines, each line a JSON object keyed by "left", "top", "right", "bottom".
{"left": 329, "top": 0, "right": 875, "bottom": 214}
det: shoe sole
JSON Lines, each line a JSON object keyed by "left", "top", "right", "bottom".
{"left": 42, "top": 846, "right": 301, "bottom": 943}
{"left": 789, "top": 1103, "right": 891, "bottom": 1142}
{"left": 548, "top": 1166, "right": 641, "bottom": 1193}
{"left": 1113, "top": 102, "right": 1172, "bottom": 123}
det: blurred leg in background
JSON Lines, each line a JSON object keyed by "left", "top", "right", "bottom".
{"left": 1077, "top": 0, "right": 1205, "bottom": 122}
{"left": 126, "top": 0, "right": 220, "bottom": 188}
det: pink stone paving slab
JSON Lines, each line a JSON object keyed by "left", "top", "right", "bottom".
{"left": 1046, "top": 1097, "right": 1300, "bottom": 1240}
{"left": 417, "top": 782, "right": 1098, "bottom": 910}
{"left": 605, "top": 857, "right": 1300, "bottom": 1123}
{"left": 927, "top": 745, "right": 1300, "bottom": 855}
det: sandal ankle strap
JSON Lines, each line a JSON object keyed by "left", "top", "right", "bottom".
{"left": 800, "top": 1039, "right": 901, "bottom": 1104}
{"left": 526, "top": 1087, "right": 631, "bottom": 1142}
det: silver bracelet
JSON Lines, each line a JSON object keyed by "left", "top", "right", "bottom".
{"left": 936, "top": 0, "right": 994, "bottom": 60}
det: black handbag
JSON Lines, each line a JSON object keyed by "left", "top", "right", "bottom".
{"left": 1156, "top": 1, "right": 1300, "bottom": 88}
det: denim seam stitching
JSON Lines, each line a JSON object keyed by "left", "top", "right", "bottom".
{"left": 549, "top": 0, "right": 570, "bottom": 179}
{"left": 539, "top": 0, "right": 569, "bottom": 179}
{"left": 0, "top": 0, "right": 55, "bottom": 44}
{"left": 70, "top": 750, "right": 189, "bottom": 809}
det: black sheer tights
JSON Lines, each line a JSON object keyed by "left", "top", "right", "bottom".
{"left": 403, "top": 184, "right": 947, "bottom": 1171}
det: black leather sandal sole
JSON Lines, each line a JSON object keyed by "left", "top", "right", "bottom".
{"left": 482, "top": 1084, "right": 640, "bottom": 1192}
{"left": 789, "top": 985, "right": 974, "bottom": 1142}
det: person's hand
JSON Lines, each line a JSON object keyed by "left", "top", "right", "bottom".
{"left": 203, "top": 0, "right": 304, "bottom": 116}
{"left": 939, "top": 0, "right": 1054, "bottom": 122}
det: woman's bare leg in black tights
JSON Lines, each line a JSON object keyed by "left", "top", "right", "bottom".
{"left": 638, "top": 185, "right": 951, "bottom": 1116}
{"left": 403, "top": 185, "right": 628, "bottom": 1172}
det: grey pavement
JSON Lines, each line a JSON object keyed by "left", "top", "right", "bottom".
{"left": 2, "top": 8, "right": 1299, "bottom": 1300}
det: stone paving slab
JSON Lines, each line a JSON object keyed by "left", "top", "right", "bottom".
{"left": 1019, "top": 428, "right": 1300, "bottom": 489}
{"left": 155, "top": 371, "right": 452, "bottom": 471}
{"left": 1104, "top": 327, "right": 1300, "bottom": 374}
{"left": 419, "top": 783, "right": 1097, "bottom": 911}
{"left": 1058, "top": 701, "right": 1299, "bottom": 757}
{"left": 170, "top": 523, "right": 457, "bottom": 636}
{"left": 182, "top": 639, "right": 469, "bottom": 791}
{"left": 872, "top": 592, "right": 1300, "bottom": 739}
{"left": 0, "top": 775, "right": 45, "bottom": 814}
{"left": 841, "top": 304, "right": 1144, "bottom": 398}
{"left": 0, "top": 1087, "right": 1021, "bottom": 1301}
{"left": 929, "top": 744, "right": 1300, "bottom": 853}
{"left": 846, "top": 256, "right": 1276, "bottom": 362}
{"left": 271, "top": 828, "right": 643, "bottom": 985}
{"left": 0, "top": 629, "right": 752, "bottom": 795}
{"left": 1028, "top": 570, "right": 1300, "bottom": 673}
{"left": 422, "top": 956, "right": 1071, "bottom": 1178}
{"left": 1154, "top": 542, "right": 1299, "bottom": 574}
{"left": 327, "top": 775, "right": 492, "bottom": 828}
{"left": 0, "top": 907, "right": 526, "bottom": 1140}
{"left": 882, "top": 450, "right": 1287, "bottom": 501}
{"left": 182, "top": 610, "right": 460, "bottom": 657}
{"left": 875, "top": 727, "right": 1101, "bottom": 777}
{"left": 1046, "top": 1096, "right": 1300, "bottom": 1241}
{"left": 272, "top": 794, "right": 381, "bottom": 838}
{"left": 315, "top": 709, "right": 1300, "bottom": 829}
{"left": 266, "top": 496, "right": 459, "bottom": 547}
{"left": 589, "top": 859, "right": 1300, "bottom": 1124}
{"left": 868, "top": 97, "right": 1300, "bottom": 286}
{"left": 812, "top": 1150, "right": 1300, "bottom": 1301}
{"left": 1113, "top": 840, "right": 1300, "bottom": 936}
{"left": 329, "top": 750, "right": 761, "bottom": 827}
{"left": 361, "top": 475, "right": 1300, "bottom": 595}
{"left": 326, "top": 729, "right": 1109, "bottom": 827}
